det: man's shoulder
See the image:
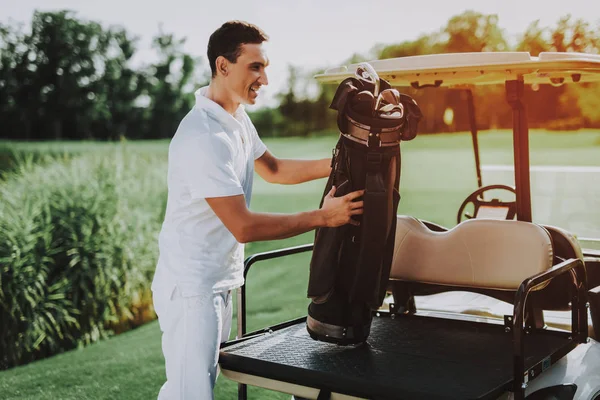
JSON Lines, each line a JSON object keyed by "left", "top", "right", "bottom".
{"left": 172, "top": 108, "right": 225, "bottom": 144}
{"left": 176, "top": 107, "right": 213, "bottom": 136}
{"left": 170, "top": 110, "right": 234, "bottom": 157}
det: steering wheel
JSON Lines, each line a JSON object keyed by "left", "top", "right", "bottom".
{"left": 456, "top": 184, "right": 517, "bottom": 224}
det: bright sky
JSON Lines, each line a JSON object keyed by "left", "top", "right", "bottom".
{"left": 2, "top": 0, "right": 599, "bottom": 109}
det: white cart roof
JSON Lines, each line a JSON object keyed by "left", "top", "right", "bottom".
{"left": 314, "top": 52, "right": 600, "bottom": 87}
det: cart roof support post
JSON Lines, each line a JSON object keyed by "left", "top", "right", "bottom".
{"left": 465, "top": 89, "right": 483, "bottom": 190}
{"left": 505, "top": 79, "right": 532, "bottom": 222}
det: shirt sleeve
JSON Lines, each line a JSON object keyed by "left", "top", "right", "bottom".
{"left": 175, "top": 132, "right": 244, "bottom": 200}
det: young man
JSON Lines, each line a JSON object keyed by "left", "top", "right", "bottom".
{"left": 151, "top": 21, "right": 364, "bottom": 399}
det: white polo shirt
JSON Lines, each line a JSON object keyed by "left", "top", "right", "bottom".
{"left": 151, "top": 87, "right": 267, "bottom": 297}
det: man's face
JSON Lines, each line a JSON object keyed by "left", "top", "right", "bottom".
{"left": 224, "top": 43, "right": 269, "bottom": 105}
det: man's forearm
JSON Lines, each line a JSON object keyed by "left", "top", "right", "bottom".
{"left": 271, "top": 158, "right": 331, "bottom": 185}
{"left": 239, "top": 209, "right": 325, "bottom": 243}
{"left": 207, "top": 187, "right": 362, "bottom": 244}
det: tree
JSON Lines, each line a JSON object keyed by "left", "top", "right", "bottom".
{"left": 88, "top": 26, "right": 146, "bottom": 140}
{"left": 443, "top": 11, "right": 508, "bottom": 53}
{"left": 0, "top": 11, "right": 146, "bottom": 140}
{"left": 142, "top": 31, "right": 205, "bottom": 139}
{"left": 517, "top": 16, "right": 600, "bottom": 128}
{"left": 0, "top": 22, "right": 30, "bottom": 138}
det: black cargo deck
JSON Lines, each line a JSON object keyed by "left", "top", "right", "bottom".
{"left": 219, "top": 314, "right": 574, "bottom": 400}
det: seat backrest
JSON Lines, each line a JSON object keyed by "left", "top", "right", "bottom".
{"left": 390, "top": 216, "right": 554, "bottom": 290}
{"left": 542, "top": 224, "right": 584, "bottom": 262}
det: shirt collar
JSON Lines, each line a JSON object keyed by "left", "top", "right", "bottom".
{"left": 195, "top": 86, "right": 245, "bottom": 130}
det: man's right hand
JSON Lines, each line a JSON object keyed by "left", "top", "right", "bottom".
{"left": 320, "top": 186, "right": 365, "bottom": 227}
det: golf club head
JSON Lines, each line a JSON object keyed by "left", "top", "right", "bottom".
{"left": 380, "top": 88, "right": 401, "bottom": 106}
{"left": 378, "top": 103, "right": 396, "bottom": 113}
{"left": 355, "top": 63, "right": 380, "bottom": 98}
{"left": 351, "top": 90, "right": 375, "bottom": 115}
{"left": 379, "top": 111, "right": 404, "bottom": 119}
{"left": 378, "top": 103, "right": 405, "bottom": 119}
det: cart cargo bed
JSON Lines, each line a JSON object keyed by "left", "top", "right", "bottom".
{"left": 220, "top": 314, "right": 573, "bottom": 400}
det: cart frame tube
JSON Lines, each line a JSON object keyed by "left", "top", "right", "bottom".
{"left": 512, "top": 257, "right": 588, "bottom": 400}
{"left": 236, "top": 244, "right": 314, "bottom": 400}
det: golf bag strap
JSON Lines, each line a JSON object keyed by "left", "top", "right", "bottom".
{"left": 349, "top": 151, "right": 389, "bottom": 304}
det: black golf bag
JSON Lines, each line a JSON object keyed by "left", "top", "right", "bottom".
{"left": 307, "top": 73, "right": 422, "bottom": 345}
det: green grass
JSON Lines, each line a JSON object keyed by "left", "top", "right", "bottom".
{"left": 0, "top": 129, "right": 599, "bottom": 399}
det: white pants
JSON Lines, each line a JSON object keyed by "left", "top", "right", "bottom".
{"left": 153, "top": 287, "right": 233, "bottom": 400}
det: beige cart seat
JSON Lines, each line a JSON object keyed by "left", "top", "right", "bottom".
{"left": 390, "top": 216, "right": 555, "bottom": 290}
{"left": 389, "top": 215, "right": 590, "bottom": 336}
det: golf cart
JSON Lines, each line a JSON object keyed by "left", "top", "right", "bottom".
{"left": 218, "top": 52, "right": 600, "bottom": 400}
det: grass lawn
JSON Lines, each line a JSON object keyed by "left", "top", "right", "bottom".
{"left": 0, "top": 129, "right": 599, "bottom": 399}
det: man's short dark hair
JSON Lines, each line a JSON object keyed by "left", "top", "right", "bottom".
{"left": 207, "top": 21, "right": 269, "bottom": 77}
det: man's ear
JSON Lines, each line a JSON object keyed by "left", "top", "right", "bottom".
{"left": 215, "top": 56, "right": 229, "bottom": 77}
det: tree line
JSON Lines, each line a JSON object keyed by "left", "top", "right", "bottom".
{"left": 1, "top": 10, "right": 599, "bottom": 141}
{"left": 0, "top": 10, "right": 203, "bottom": 140}
{"left": 263, "top": 12, "right": 600, "bottom": 137}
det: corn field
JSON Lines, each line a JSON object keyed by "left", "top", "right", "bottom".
{"left": 0, "top": 144, "right": 167, "bottom": 369}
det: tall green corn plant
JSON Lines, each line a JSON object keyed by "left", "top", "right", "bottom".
{"left": 0, "top": 145, "right": 167, "bottom": 369}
